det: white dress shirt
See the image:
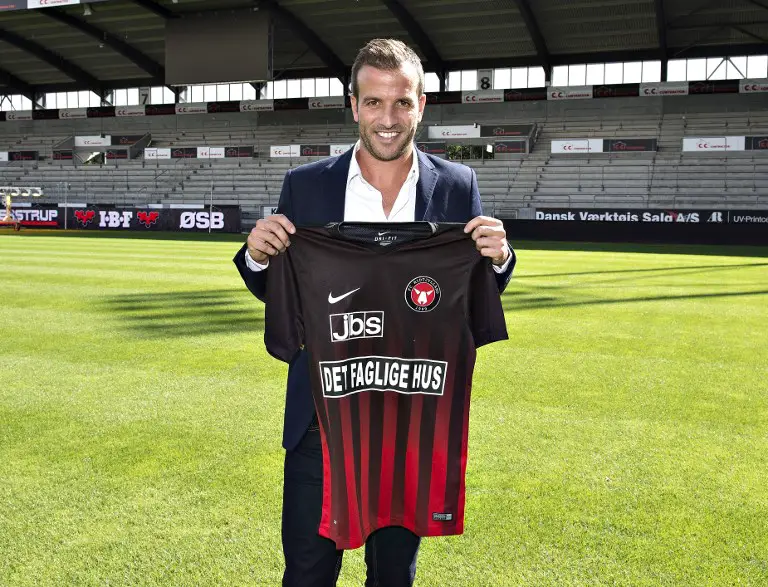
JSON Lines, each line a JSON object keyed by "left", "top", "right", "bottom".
{"left": 245, "top": 141, "right": 511, "bottom": 273}
{"left": 344, "top": 140, "right": 419, "bottom": 222}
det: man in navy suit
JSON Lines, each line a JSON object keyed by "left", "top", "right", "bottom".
{"left": 234, "top": 39, "right": 515, "bottom": 587}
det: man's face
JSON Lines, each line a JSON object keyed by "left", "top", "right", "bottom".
{"left": 351, "top": 63, "right": 426, "bottom": 162}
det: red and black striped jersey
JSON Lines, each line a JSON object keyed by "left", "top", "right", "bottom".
{"left": 265, "top": 222, "right": 508, "bottom": 549}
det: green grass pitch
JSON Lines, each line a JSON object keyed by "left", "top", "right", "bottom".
{"left": 1, "top": 231, "right": 767, "bottom": 586}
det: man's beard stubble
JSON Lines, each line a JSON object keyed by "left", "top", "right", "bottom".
{"left": 359, "top": 122, "right": 417, "bottom": 162}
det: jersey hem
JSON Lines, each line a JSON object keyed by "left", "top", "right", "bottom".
{"left": 319, "top": 518, "right": 465, "bottom": 550}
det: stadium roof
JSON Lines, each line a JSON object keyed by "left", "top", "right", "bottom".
{"left": 1, "top": 0, "right": 767, "bottom": 98}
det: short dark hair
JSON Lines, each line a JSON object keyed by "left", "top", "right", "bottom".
{"left": 350, "top": 38, "right": 424, "bottom": 99}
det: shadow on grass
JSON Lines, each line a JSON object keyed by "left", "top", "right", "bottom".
{"left": 11, "top": 232, "right": 768, "bottom": 258}
{"left": 512, "top": 240, "right": 768, "bottom": 258}
{"left": 10, "top": 229, "right": 245, "bottom": 243}
{"left": 517, "top": 261, "right": 768, "bottom": 281}
{"left": 503, "top": 287, "right": 768, "bottom": 312}
{"left": 101, "top": 288, "right": 263, "bottom": 337}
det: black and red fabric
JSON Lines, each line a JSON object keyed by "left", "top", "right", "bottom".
{"left": 265, "top": 222, "right": 507, "bottom": 549}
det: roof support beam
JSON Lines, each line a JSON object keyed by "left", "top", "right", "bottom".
{"left": 261, "top": 0, "right": 347, "bottom": 80}
{"left": 654, "top": 0, "right": 668, "bottom": 80}
{"left": 744, "top": 0, "right": 768, "bottom": 13}
{"left": 41, "top": 8, "right": 165, "bottom": 80}
{"left": 654, "top": 0, "right": 668, "bottom": 55}
{"left": 245, "top": 41, "right": 768, "bottom": 79}
{"left": 670, "top": 19, "right": 768, "bottom": 29}
{"left": 250, "top": 82, "right": 264, "bottom": 97}
{"left": 14, "top": 39, "right": 768, "bottom": 97}
{"left": 731, "top": 24, "right": 768, "bottom": 44}
{"left": 512, "top": 0, "right": 551, "bottom": 71}
{"left": 0, "top": 27, "right": 104, "bottom": 95}
{"left": 0, "top": 67, "right": 34, "bottom": 101}
{"left": 380, "top": 0, "right": 444, "bottom": 72}
{"left": 24, "top": 76, "right": 161, "bottom": 94}
{"left": 130, "top": 0, "right": 178, "bottom": 20}
{"left": 667, "top": 0, "right": 720, "bottom": 28}
{"left": 671, "top": 25, "right": 727, "bottom": 58}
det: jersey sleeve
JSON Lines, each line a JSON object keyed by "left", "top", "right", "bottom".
{"left": 264, "top": 248, "right": 305, "bottom": 363}
{"left": 468, "top": 258, "right": 509, "bottom": 348}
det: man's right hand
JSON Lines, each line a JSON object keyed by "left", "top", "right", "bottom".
{"left": 246, "top": 214, "right": 296, "bottom": 264}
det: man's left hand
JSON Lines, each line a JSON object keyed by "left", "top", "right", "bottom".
{"left": 464, "top": 216, "right": 510, "bottom": 266}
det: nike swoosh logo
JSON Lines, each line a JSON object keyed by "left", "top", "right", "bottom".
{"left": 328, "top": 288, "right": 360, "bottom": 304}
{"left": 377, "top": 231, "right": 390, "bottom": 236}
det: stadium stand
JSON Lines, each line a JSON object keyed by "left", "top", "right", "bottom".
{"left": 4, "top": 90, "right": 766, "bottom": 228}
{"left": 1, "top": 0, "right": 767, "bottom": 237}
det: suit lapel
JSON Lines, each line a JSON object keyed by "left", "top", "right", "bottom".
{"left": 415, "top": 149, "right": 438, "bottom": 220}
{"left": 319, "top": 148, "right": 354, "bottom": 223}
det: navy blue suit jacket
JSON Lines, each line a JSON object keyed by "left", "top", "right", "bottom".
{"left": 234, "top": 147, "right": 515, "bottom": 450}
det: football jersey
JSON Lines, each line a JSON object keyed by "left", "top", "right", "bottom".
{"left": 265, "top": 222, "right": 508, "bottom": 549}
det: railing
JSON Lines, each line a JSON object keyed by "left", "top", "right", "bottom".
{"left": 483, "top": 193, "right": 496, "bottom": 217}
{"left": 753, "top": 155, "right": 758, "bottom": 192}
{"left": 131, "top": 159, "right": 188, "bottom": 202}
{"left": 508, "top": 160, "right": 520, "bottom": 194}
{"left": 135, "top": 185, "right": 149, "bottom": 204}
